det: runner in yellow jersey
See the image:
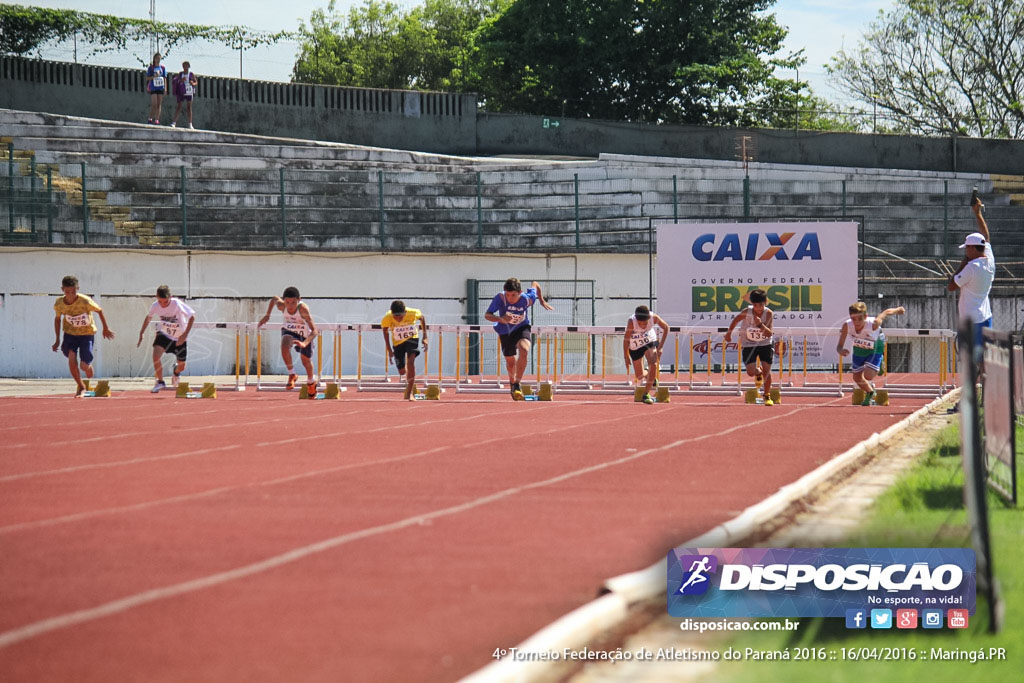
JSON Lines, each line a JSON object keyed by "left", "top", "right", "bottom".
{"left": 52, "top": 275, "right": 115, "bottom": 397}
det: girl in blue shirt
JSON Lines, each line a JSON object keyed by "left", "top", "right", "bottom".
{"left": 146, "top": 53, "right": 167, "bottom": 124}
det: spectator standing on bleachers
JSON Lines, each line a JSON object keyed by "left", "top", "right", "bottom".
{"left": 145, "top": 53, "right": 167, "bottom": 125}
{"left": 170, "top": 62, "right": 199, "bottom": 129}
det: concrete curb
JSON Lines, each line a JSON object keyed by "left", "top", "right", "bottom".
{"left": 461, "top": 388, "right": 959, "bottom": 682}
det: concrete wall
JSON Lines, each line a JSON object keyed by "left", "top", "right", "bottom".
{"left": 2, "top": 247, "right": 1019, "bottom": 379}
{"left": 5, "top": 56, "right": 1024, "bottom": 174}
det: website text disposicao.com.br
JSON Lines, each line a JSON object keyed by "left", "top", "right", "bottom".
{"left": 679, "top": 618, "right": 800, "bottom": 633}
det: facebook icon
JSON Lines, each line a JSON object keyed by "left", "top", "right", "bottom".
{"left": 845, "top": 609, "right": 867, "bottom": 629}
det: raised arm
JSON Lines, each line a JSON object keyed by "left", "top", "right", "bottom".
{"left": 258, "top": 296, "right": 283, "bottom": 326}
{"left": 873, "top": 306, "right": 905, "bottom": 329}
{"left": 531, "top": 281, "right": 555, "bottom": 311}
{"left": 972, "top": 201, "right": 990, "bottom": 243}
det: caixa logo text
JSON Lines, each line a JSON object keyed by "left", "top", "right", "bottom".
{"left": 692, "top": 232, "right": 822, "bottom": 262}
{"left": 717, "top": 563, "right": 964, "bottom": 592}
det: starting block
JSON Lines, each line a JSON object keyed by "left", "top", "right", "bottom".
{"left": 634, "top": 387, "right": 646, "bottom": 402}
{"left": 744, "top": 388, "right": 762, "bottom": 404}
{"left": 422, "top": 385, "right": 441, "bottom": 400}
{"left": 299, "top": 382, "right": 341, "bottom": 400}
{"left": 769, "top": 387, "right": 781, "bottom": 404}
{"left": 82, "top": 379, "right": 110, "bottom": 398}
{"left": 656, "top": 386, "right": 671, "bottom": 403}
{"left": 537, "top": 382, "right": 554, "bottom": 401}
{"left": 176, "top": 382, "right": 217, "bottom": 399}
{"left": 851, "top": 388, "right": 889, "bottom": 406}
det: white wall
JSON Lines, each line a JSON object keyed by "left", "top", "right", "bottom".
{"left": 0, "top": 248, "right": 652, "bottom": 378}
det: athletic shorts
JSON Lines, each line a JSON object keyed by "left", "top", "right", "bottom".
{"left": 154, "top": 332, "right": 188, "bottom": 362}
{"left": 629, "top": 341, "right": 658, "bottom": 362}
{"left": 282, "top": 329, "right": 313, "bottom": 358}
{"left": 499, "top": 325, "right": 532, "bottom": 358}
{"left": 61, "top": 334, "right": 95, "bottom": 364}
{"left": 176, "top": 94, "right": 194, "bottom": 103}
{"left": 149, "top": 89, "right": 165, "bottom": 95}
{"left": 742, "top": 345, "right": 773, "bottom": 366}
{"left": 392, "top": 338, "right": 420, "bottom": 371}
{"left": 851, "top": 352, "right": 883, "bottom": 373}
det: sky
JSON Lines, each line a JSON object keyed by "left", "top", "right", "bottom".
{"left": 15, "top": 0, "right": 894, "bottom": 106}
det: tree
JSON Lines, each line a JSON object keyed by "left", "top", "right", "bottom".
{"left": 471, "top": 0, "right": 803, "bottom": 125}
{"left": 828, "top": 0, "right": 1024, "bottom": 138}
{"left": 292, "top": 0, "right": 506, "bottom": 90}
{"left": 0, "top": 3, "right": 291, "bottom": 64}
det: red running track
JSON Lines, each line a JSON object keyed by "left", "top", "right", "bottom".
{"left": 0, "top": 390, "right": 932, "bottom": 681}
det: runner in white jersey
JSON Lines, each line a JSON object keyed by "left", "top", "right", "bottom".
{"left": 836, "top": 301, "right": 904, "bottom": 405}
{"left": 258, "top": 286, "right": 318, "bottom": 391}
{"left": 724, "top": 289, "right": 776, "bottom": 405}
{"left": 622, "top": 305, "right": 669, "bottom": 404}
{"left": 136, "top": 285, "right": 196, "bottom": 393}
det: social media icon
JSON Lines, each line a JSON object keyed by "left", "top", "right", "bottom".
{"left": 896, "top": 609, "right": 918, "bottom": 629}
{"left": 870, "top": 609, "right": 892, "bottom": 629}
{"left": 922, "top": 609, "right": 943, "bottom": 629}
{"left": 846, "top": 609, "right": 867, "bottom": 629}
{"left": 948, "top": 609, "right": 969, "bottom": 629}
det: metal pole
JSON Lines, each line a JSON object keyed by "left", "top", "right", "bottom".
{"left": 476, "top": 171, "right": 482, "bottom": 249}
{"left": 573, "top": 172, "right": 580, "bottom": 250}
{"left": 8, "top": 142, "right": 14, "bottom": 232}
{"left": 378, "top": 170, "right": 385, "bottom": 250}
{"left": 942, "top": 179, "right": 949, "bottom": 258}
{"left": 743, "top": 174, "right": 751, "bottom": 218}
{"left": 29, "top": 156, "right": 36, "bottom": 235}
{"left": 280, "top": 168, "right": 287, "bottom": 248}
{"left": 47, "top": 166, "right": 53, "bottom": 242}
{"left": 81, "top": 162, "right": 89, "bottom": 244}
{"left": 841, "top": 179, "right": 847, "bottom": 217}
{"left": 672, "top": 174, "right": 678, "bottom": 223}
{"left": 648, "top": 217, "right": 654, "bottom": 309}
{"left": 180, "top": 166, "right": 188, "bottom": 246}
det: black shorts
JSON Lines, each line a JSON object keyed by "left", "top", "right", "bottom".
{"left": 392, "top": 338, "right": 420, "bottom": 371}
{"left": 154, "top": 332, "right": 187, "bottom": 362}
{"left": 499, "top": 325, "right": 532, "bottom": 358}
{"left": 741, "top": 345, "right": 773, "bottom": 366}
{"left": 629, "top": 342, "right": 658, "bottom": 362}
{"left": 282, "top": 330, "right": 313, "bottom": 358}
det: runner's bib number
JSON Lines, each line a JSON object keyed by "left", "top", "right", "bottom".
{"left": 152, "top": 76, "right": 165, "bottom": 89}
{"left": 159, "top": 316, "right": 180, "bottom": 338}
{"left": 66, "top": 313, "right": 91, "bottom": 328}
{"left": 630, "top": 330, "right": 656, "bottom": 350}
{"left": 506, "top": 312, "right": 525, "bottom": 326}
{"left": 393, "top": 324, "right": 416, "bottom": 342}
{"left": 853, "top": 337, "right": 876, "bottom": 350}
{"left": 745, "top": 326, "right": 770, "bottom": 342}
{"left": 284, "top": 320, "right": 306, "bottom": 332}
{"left": 184, "top": 84, "right": 194, "bottom": 96}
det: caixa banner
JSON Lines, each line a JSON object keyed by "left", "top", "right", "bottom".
{"left": 667, "top": 548, "right": 975, "bottom": 617}
{"left": 656, "top": 222, "right": 858, "bottom": 364}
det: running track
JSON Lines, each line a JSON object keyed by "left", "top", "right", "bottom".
{"left": 0, "top": 390, "right": 931, "bottom": 681}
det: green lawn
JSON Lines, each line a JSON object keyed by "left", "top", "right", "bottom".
{"left": 716, "top": 423, "right": 1024, "bottom": 682}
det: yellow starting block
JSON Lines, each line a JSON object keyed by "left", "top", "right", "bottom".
{"left": 634, "top": 387, "right": 646, "bottom": 402}
{"left": 537, "top": 382, "right": 554, "bottom": 401}
{"left": 769, "top": 387, "right": 781, "bottom": 404}
{"left": 656, "top": 386, "right": 671, "bottom": 403}
{"left": 422, "top": 385, "right": 441, "bottom": 400}
{"left": 176, "top": 382, "right": 217, "bottom": 399}
{"left": 299, "top": 382, "right": 341, "bottom": 400}
{"left": 82, "top": 379, "right": 110, "bottom": 397}
{"left": 744, "top": 387, "right": 780, "bottom": 405}
{"left": 851, "top": 388, "right": 889, "bottom": 406}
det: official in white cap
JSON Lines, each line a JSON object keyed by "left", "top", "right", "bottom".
{"left": 947, "top": 196, "right": 995, "bottom": 358}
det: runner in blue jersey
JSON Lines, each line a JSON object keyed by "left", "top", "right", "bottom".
{"left": 484, "top": 278, "right": 554, "bottom": 400}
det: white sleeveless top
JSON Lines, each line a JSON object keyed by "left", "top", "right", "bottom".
{"left": 628, "top": 315, "right": 659, "bottom": 350}
{"left": 282, "top": 306, "right": 309, "bottom": 336}
{"left": 737, "top": 307, "right": 773, "bottom": 347}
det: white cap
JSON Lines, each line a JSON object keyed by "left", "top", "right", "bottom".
{"left": 958, "top": 232, "right": 986, "bottom": 248}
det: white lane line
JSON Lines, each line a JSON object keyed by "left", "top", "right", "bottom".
{"left": 0, "top": 404, "right": 805, "bottom": 649}
{"left": 0, "top": 445, "right": 241, "bottom": 483}
{"left": 0, "top": 406, "right": 644, "bottom": 535}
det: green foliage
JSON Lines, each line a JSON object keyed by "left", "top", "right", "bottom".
{"left": 472, "top": 0, "right": 803, "bottom": 126}
{"left": 292, "top": 0, "right": 507, "bottom": 90}
{"left": 829, "top": 0, "right": 1024, "bottom": 138}
{"left": 0, "top": 3, "right": 292, "bottom": 63}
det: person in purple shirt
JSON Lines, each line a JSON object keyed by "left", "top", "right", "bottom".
{"left": 484, "top": 278, "right": 554, "bottom": 400}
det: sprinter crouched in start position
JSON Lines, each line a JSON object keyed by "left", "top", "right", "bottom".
{"left": 724, "top": 289, "right": 776, "bottom": 405}
{"left": 484, "top": 278, "right": 554, "bottom": 400}
{"left": 623, "top": 305, "right": 669, "bottom": 404}
{"left": 258, "top": 286, "right": 318, "bottom": 393}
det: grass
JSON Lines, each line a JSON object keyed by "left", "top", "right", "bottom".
{"left": 716, "top": 422, "right": 1024, "bottom": 682}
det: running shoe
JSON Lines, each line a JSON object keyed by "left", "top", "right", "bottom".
{"left": 642, "top": 393, "right": 654, "bottom": 405}
{"left": 151, "top": 380, "right": 166, "bottom": 393}
{"left": 286, "top": 373, "right": 298, "bottom": 390}
{"left": 861, "top": 390, "right": 874, "bottom": 406}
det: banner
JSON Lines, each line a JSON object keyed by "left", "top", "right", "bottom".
{"left": 657, "top": 222, "right": 858, "bottom": 364}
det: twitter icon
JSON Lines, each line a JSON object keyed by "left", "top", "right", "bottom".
{"left": 870, "top": 609, "right": 893, "bottom": 629}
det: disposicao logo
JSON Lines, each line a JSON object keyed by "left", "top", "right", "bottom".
{"left": 691, "top": 232, "right": 822, "bottom": 262}
{"left": 667, "top": 548, "right": 975, "bottom": 618}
